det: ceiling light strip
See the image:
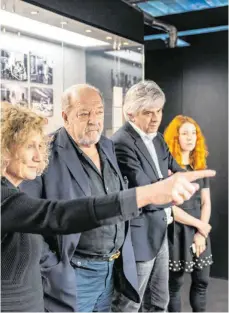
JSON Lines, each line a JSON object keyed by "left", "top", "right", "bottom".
{"left": 0, "top": 10, "right": 109, "bottom": 48}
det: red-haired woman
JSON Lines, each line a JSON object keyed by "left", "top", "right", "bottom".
{"left": 164, "top": 115, "right": 213, "bottom": 312}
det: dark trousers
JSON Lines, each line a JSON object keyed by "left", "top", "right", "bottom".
{"left": 168, "top": 266, "right": 210, "bottom": 312}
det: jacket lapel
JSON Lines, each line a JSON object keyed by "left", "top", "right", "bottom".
{"left": 55, "top": 128, "right": 91, "bottom": 196}
{"left": 135, "top": 138, "right": 160, "bottom": 180}
{"left": 124, "top": 122, "right": 160, "bottom": 180}
{"left": 153, "top": 136, "right": 167, "bottom": 178}
{"left": 99, "top": 137, "right": 125, "bottom": 189}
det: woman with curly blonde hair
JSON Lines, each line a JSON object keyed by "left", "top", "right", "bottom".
{"left": 164, "top": 115, "right": 213, "bottom": 312}
{"left": 1, "top": 102, "right": 50, "bottom": 177}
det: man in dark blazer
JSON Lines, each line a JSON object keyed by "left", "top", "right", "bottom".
{"left": 111, "top": 80, "right": 185, "bottom": 312}
{"left": 20, "top": 84, "right": 140, "bottom": 312}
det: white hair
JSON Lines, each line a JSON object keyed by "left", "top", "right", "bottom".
{"left": 123, "top": 80, "right": 166, "bottom": 121}
{"left": 61, "top": 83, "right": 104, "bottom": 113}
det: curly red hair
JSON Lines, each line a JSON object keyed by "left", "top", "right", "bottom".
{"left": 164, "top": 115, "right": 208, "bottom": 170}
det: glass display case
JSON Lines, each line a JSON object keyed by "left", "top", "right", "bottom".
{"left": 0, "top": 0, "right": 144, "bottom": 134}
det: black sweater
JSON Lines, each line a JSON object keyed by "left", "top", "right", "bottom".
{"left": 1, "top": 178, "right": 138, "bottom": 311}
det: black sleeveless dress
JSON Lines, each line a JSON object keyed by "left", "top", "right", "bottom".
{"left": 168, "top": 165, "right": 213, "bottom": 273}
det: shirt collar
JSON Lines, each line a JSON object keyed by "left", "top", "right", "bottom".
{"left": 129, "top": 121, "right": 157, "bottom": 141}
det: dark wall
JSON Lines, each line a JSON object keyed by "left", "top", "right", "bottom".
{"left": 145, "top": 32, "right": 228, "bottom": 279}
{"left": 22, "top": 0, "right": 144, "bottom": 43}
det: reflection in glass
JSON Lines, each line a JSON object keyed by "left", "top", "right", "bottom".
{"left": 1, "top": 0, "right": 144, "bottom": 134}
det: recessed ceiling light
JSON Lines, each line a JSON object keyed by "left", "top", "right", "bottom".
{"left": 85, "top": 29, "right": 92, "bottom": 33}
{"left": 106, "top": 36, "right": 112, "bottom": 40}
{"left": 60, "top": 21, "right": 68, "bottom": 25}
{"left": 31, "top": 11, "right": 39, "bottom": 15}
{"left": 137, "top": 47, "right": 141, "bottom": 50}
{"left": 123, "top": 42, "right": 129, "bottom": 46}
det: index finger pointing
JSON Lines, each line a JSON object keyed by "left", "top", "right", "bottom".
{"left": 181, "top": 170, "right": 216, "bottom": 182}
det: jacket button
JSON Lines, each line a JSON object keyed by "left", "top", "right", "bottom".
{"left": 163, "top": 217, "right": 167, "bottom": 222}
{"left": 77, "top": 261, "right": 81, "bottom": 266}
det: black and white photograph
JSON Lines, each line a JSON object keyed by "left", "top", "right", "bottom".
{"left": 30, "top": 54, "right": 53, "bottom": 85}
{"left": 1, "top": 49, "right": 28, "bottom": 81}
{"left": 1, "top": 83, "right": 29, "bottom": 107}
{"left": 31, "top": 87, "right": 53, "bottom": 117}
{"left": 111, "top": 69, "right": 141, "bottom": 94}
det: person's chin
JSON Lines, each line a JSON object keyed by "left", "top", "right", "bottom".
{"left": 149, "top": 126, "right": 159, "bottom": 132}
{"left": 88, "top": 132, "right": 101, "bottom": 142}
{"left": 184, "top": 146, "right": 194, "bottom": 152}
{"left": 26, "top": 172, "right": 37, "bottom": 180}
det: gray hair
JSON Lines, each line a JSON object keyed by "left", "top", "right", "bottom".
{"left": 123, "top": 80, "right": 166, "bottom": 121}
{"left": 62, "top": 83, "right": 104, "bottom": 113}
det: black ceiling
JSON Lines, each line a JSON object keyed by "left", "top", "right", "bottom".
{"left": 144, "top": 6, "right": 228, "bottom": 35}
{"left": 121, "top": 1, "right": 228, "bottom": 50}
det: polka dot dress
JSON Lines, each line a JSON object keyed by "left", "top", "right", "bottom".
{"left": 168, "top": 166, "right": 213, "bottom": 273}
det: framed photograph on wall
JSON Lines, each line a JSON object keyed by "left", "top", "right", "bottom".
{"left": 30, "top": 87, "right": 53, "bottom": 117}
{"left": 1, "top": 49, "right": 28, "bottom": 81}
{"left": 1, "top": 83, "right": 29, "bottom": 108}
{"left": 30, "top": 54, "right": 53, "bottom": 85}
{"left": 111, "top": 69, "right": 142, "bottom": 95}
